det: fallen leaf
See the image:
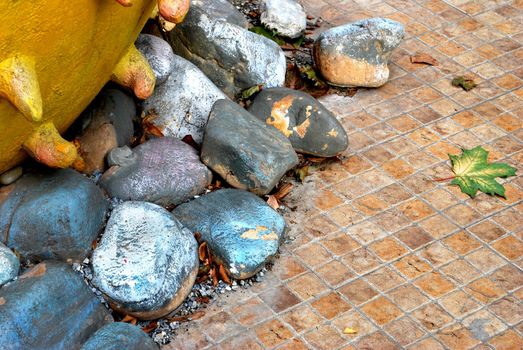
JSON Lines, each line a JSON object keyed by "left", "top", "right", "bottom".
{"left": 451, "top": 76, "right": 477, "bottom": 91}
{"left": 166, "top": 310, "right": 206, "bottom": 323}
{"left": 210, "top": 266, "right": 218, "bottom": 287}
{"left": 266, "top": 195, "right": 280, "bottom": 210}
{"left": 343, "top": 327, "right": 358, "bottom": 334}
{"left": 273, "top": 183, "right": 293, "bottom": 201}
{"left": 240, "top": 84, "right": 263, "bottom": 100}
{"left": 196, "top": 296, "right": 210, "bottom": 304}
{"left": 121, "top": 315, "right": 137, "bottom": 325}
{"left": 193, "top": 232, "right": 202, "bottom": 244}
{"left": 141, "top": 321, "right": 158, "bottom": 333}
{"left": 250, "top": 26, "right": 286, "bottom": 45}
{"left": 181, "top": 135, "right": 200, "bottom": 150}
{"left": 410, "top": 53, "right": 438, "bottom": 66}
{"left": 198, "top": 242, "right": 208, "bottom": 263}
{"left": 218, "top": 264, "right": 232, "bottom": 285}
{"left": 295, "top": 165, "right": 309, "bottom": 182}
{"left": 448, "top": 146, "right": 516, "bottom": 198}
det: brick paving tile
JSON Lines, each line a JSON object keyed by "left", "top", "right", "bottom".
{"left": 164, "top": 0, "right": 523, "bottom": 348}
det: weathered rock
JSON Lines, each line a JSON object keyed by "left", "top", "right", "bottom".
{"left": 0, "top": 167, "right": 22, "bottom": 186}
{"left": 168, "top": 2, "right": 286, "bottom": 97}
{"left": 173, "top": 189, "right": 285, "bottom": 279}
{"left": 100, "top": 137, "right": 212, "bottom": 206}
{"left": 106, "top": 146, "right": 138, "bottom": 168}
{"left": 201, "top": 99, "right": 298, "bottom": 195}
{"left": 76, "top": 88, "right": 136, "bottom": 174}
{"left": 141, "top": 55, "right": 228, "bottom": 143}
{"left": 260, "top": 0, "right": 306, "bottom": 39}
{"left": 0, "top": 169, "right": 108, "bottom": 262}
{"left": 248, "top": 87, "right": 348, "bottom": 157}
{"left": 0, "top": 262, "right": 113, "bottom": 349}
{"left": 199, "top": 0, "right": 249, "bottom": 28}
{"left": 136, "top": 34, "right": 176, "bottom": 86}
{"left": 91, "top": 201, "right": 199, "bottom": 320}
{"left": 313, "top": 18, "right": 404, "bottom": 87}
{"left": 81, "top": 322, "right": 158, "bottom": 350}
{"left": 0, "top": 243, "right": 19, "bottom": 287}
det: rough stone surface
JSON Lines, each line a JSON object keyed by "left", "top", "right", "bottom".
{"left": 201, "top": 99, "right": 298, "bottom": 195}
{"left": 100, "top": 137, "right": 212, "bottom": 206}
{"left": 313, "top": 18, "right": 404, "bottom": 87}
{"left": 248, "top": 87, "right": 348, "bottom": 157}
{"left": 136, "top": 34, "right": 176, "bottom": 86}
{"left": 261, "top": 0, "right": 307, "bottom": 38}
{"left": 76, "top": 88, "right": 135, "bottom": 174}
{"left": 0, "top": 262, "right": 113, "bottom": 349}
{"left": 0, "top": 167, "right": 22, "bottom": 186}
{"left": 197, "top": 0, "right": 249, "bottom": 28}
{"left": 173, "top": 189, "right": 286, "bottom": 279}
{"left": 91, "top": 201, "right": 199, "bottom": 320}
{"left": 0, "top": 169, "right": 108, "bottom": 262}
{"left": 168, "top": 2, "right": 286, "bottom": 98}
{"left": 0, "top": 243, "right": 19, "bottom": 287}
{"left": 141, "top": 55, "right": 228, "bottom": 143}
{"left": 81, "top": 322, "right": 158, "bottom": 350}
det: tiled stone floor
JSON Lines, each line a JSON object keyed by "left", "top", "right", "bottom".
{"left": 165, "top": 0, "right": 522, "bottom": 349}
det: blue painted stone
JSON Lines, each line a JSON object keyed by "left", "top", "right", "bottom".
{"left": 0, "top": 169, "right": 108, "bottom": 262}
{"left": 248, "top": 87, "right": 348, "bottom": 157}
{"left": 201, "top": 99, "right": 298, "bottom": 195}
{"left": 91, "top": 201, "right": 199, "bottom": 320}
{"left": 100, "top": 137, "right": 212, "bottom": 207}
{"left": 313, "top": 18, "right": 404, "bottom": 87}
{"left": 0, "top": 261, "right": 113, "bottom": 350}
{"left": 0, "top": 243, "right": 19, "bottom": 287}
{"left": 172, "top": 189, "right": 286, "bottom": 279}
{"left": 81, "top": 322, "right": 158, "bottom": 350}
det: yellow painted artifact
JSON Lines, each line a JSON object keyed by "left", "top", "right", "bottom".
{"left": 0, "top": 0, "right": 189, "bottom": 174}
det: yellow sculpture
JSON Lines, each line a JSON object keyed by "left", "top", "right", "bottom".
{"left": 0, "top": 0, "right": 189, "bottom": 174}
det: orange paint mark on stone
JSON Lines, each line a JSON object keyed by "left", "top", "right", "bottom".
{"left": 241, "top": 226, "right": 278, "bottom": 240}
{"left": 293, "top": 118, "right": 310, "bottom": 138}
{"left": 0, "top": 297, "right": 5, "bottom": 305}
{"left": 267, "top": 95, "right": 295, "bottom": 137}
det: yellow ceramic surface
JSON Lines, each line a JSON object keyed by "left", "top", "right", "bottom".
{"left": 0, "top": 0, "right": 188, "bottom": 174}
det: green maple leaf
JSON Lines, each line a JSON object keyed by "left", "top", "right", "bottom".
{"left": 448, "top": 146, "right": 516, "bottom": 198}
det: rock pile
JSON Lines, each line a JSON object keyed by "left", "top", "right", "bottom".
{"left": 0, "top": 2, "right": 407, "bottom": 347}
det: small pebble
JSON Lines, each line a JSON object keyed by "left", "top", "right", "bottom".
{"left": 0, "top": 167, "right": 22, "bottom": 185}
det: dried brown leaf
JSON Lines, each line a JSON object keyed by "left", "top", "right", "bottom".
{"left": 198, "top": 242, "right": 208, "bottom": 263}
{"left": 410, "top": 53, "right": 438, "bottom": 66}
{"left": 273, "top": 183, "right": 294, "bottom": 201}
{"left": 266, "top": 195, "right": 280, "bottom": 210}
{"left": 141, "top": 321, "right": 158, "bottom": 333}
{"left": 121, "top": 315, "right": 137, "bottom": 325}
{"left": 210, "top": 266, "right": 218, "bottom": 287}
{"left": 166, "top": 310, "right": 206, "bottom": 323}
{"left": 218, "top": 264, "right": 232, "bottom": 285}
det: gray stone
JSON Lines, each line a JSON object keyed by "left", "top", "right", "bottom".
{"left": 0, "top": 262, "right": 113, "bottom": 350}
{"left": 168, "top": 2, "right": 286, "bottom": 98}
{"left": 136, "top": 34, "right": 176, "bottom": 86}
{"left": 76, "top": 88, "right": 136, "bottom": 174}
{"left": 141, "top": 55, "right": 228, "bottom": 143}
{"left": 248, "top": 87, "right": 348, "bottom": 157}
{"left": 261, "top": 0, "right": 307, "bottom": 39}
{"left": 81, "top": 322, "right": 158, "bottom": 350}
{"left": 313, "top": 18, "right": 404, "bottom": 87}
{"left": 0, "top": 167, "right": 22, "bottom": 186}
{"left": 0, "top": 243, "right": 19, "bottom": 287}
{"left": 197, "top": 0, "right": 249, "bottom": 28}
{"left": 201, "top": 99, "right": 298, "bottom": 195}
{"left": 91, "top": 201, "right": 199, "bottom": 320}
{"left": 0, "top": 169, "right": 108, "bottom": 262}
{"left": 173, "top": 189, "right": 285, "bottom": 279}
{"left": 100, "top": 137, "right": 212, "bottom": 206}
{"left": 106, "top": 146, "right": 137, "bottom": 168}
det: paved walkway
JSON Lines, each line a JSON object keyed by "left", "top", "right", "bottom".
{"left": 166, "top": 0, "right": 523, "bottom": 349}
